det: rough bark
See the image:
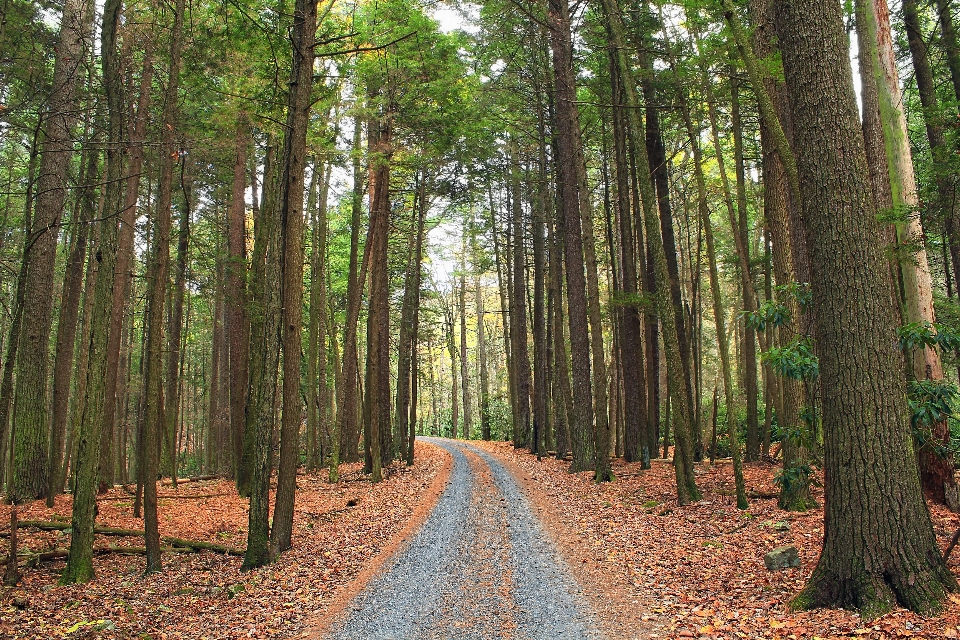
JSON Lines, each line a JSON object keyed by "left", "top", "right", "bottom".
{"left": 547, "top": 0, "right": 594, "bottom": 472}
{"left": 268, "top": 0, "right": 316, "bottom": 557}
{"left": 337, "top": 121, "right": 367, "bottom": 466}
{"left": 11, "top": 0, "right": 91, "bottom": 502}
{"left": 226, "top": 113, "right": 249, "bottom": 479}
{"left": 599, "top": 0, "right": 699, "bottom": 501}
{"left": 60, "top": 0, "right": 122, "bottom": 583}
{"left": 509, "top": 156, "right": 532, "bottom": 450}
{"left": 775, "top": 0, "right": 958, "bottom": 615}
{"left": 47, "top": 138, "right": 96, "bottom": 504}
{"left": 609, "top": 40, "right": 647, "bottom": 467}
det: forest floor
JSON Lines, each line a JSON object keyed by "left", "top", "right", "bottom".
{"left": 0, "top": 442, "right": 449, "bottom": 639}
{"left": 472, "top": 440, "right": 960, "bottom": 640}
{"left": 4, "top": 440, "right": 960, "bottom": 639}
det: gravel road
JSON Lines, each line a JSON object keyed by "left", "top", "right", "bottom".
{"left": 323, "top": 438, "right": 604, "bottom": 640}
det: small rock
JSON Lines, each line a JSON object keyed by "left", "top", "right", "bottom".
{"left": 764, "top": 545, "right": 801, "bottom": 570}
{"left": 94, "top": 620, "right": 116, "bottom": 631}
{"left": 773, "top": 521, "right": 791, "bottom": 532}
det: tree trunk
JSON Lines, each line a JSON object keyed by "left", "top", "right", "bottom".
{"left": 337, "top": 121, "right": 367, "bottom": 466}
{"left": 459, "top": 224, "right": 473, "bottom": 442}
{"left": 60, "top": 0, "right": 123, "bottom": 583}
{"left": 731, "top": 73, "right": 760, "bottom": 463}
{"left": 47, "top": 137, "right": 96, "bottom": 504}
{"left": 775, "top": 0, "right": 958, "bottom": 615}
{"left": 268, "top": 0, "right": 316, "bottom": 557}
{"left": 509, "top": 154, "right": 532, "bottom": 450}
{"left": 226, "top": 113, "right": 249, "bottom": 479}
{"left": 861, "top": 0, "right": 959, "bottom": 509}
{"left": 547, "top": 0, "right": 594, "bottom": 472}
{"left": 141, "top": 0, "right": 186, "bottom": 573}
{"left": 10, "top": 0, "right": 91, "bottom": 502}
{"left": 599, "top": 0, "right": 699, "bottom": 501}
{"left": 164, "top": 161, "right": 191, "bottom": 487}
{"left": 609, "top": 38, "right": 648, "bottom": 467}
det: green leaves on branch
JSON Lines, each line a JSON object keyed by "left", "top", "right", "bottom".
{"left": 897, "top": 321, "right": 960, "bottom": 352}
{"left": 907, "top": 379, "right": 960, "bottom": 429}
{"left": 742, "top": 282, "right": 811, "bottom": 331}
{"left": 762, "top": 337, "right": 819, "bottom": 381}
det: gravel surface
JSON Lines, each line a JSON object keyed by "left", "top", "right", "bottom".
{"left": 324, "top": 438, "right": 604, "bottom": 640}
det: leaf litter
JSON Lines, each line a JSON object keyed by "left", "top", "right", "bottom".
{"left": 0, "top": 442, "right": 447, "bottom": 639}
{"left": 472, "top": 442, "right": 960, "bottom": 640}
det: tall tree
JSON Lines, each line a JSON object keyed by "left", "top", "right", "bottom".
{"left": 774, "top": 0, "right": 957, "bottom": 615}
{"left": 10, "top": 0, "right": 91, "bottom": 502}
{"left": 61, "top": 0, "right": 124, "bottom": 584}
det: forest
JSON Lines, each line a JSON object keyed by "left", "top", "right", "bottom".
{"left": 5, "top": 0, "right": 960, "bottom": 635}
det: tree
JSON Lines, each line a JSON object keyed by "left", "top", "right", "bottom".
{"left": 774, "top": 0, "right": 957, "bottom": 615}
{"left": 9, "top": 0, "right": 92, "bottom": 502}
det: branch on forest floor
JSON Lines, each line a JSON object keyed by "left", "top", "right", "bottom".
{"left": 16, "top": 545, "right": 214, "bottom": 568}
{"left": 1, "top": 520, "right": 243, "bottom": 555}
{"left": 944, "top": 528, "right": 960, "bottom": 562}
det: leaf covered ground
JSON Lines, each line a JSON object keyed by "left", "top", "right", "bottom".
{"left": 0, "top": 442, "right": 448, "bottom": 639}
{"left": 472, "top": 441, "right": 960, "bottom": 640}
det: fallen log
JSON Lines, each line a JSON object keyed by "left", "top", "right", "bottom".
{"left": 18, "top": 545, "right": 206, "bottom": 567}
{"left": 161, "top": 474, "right": 221, "bottom": 486}
{"left": 5, "top": 520, "right": 243, "bottom": 555}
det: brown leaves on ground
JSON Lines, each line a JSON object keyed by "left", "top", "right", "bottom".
{"left": 0, "top": 442, "right": 446, "bottom": 640}
{"left": 473, "top": 441, "right": 960, "bottom": 640}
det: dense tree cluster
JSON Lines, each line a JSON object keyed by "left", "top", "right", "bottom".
{"left": 3, "top": 0, "right": 960, "bottom": 616}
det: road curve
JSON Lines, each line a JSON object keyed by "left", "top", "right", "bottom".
{"left": 323, "top": 438, "right": 604, "bottom": 640}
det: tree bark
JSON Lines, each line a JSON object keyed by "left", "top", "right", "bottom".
{"left": 60, "top": 0, "right": 123, "bottom": 583}
{"left": 337, "top": 121, "right": 367, "bottom": 466}
{"left": 10, "top": 0, "right": 91, "bottom": 502}
{"left": 547, "top": 0, "right": 594, "bottom": 473}
{"left": 226, "top": 113, "right": 249, "bottom": 479}
{"left": 268, "top": 0, "right": 317, "bottom": 557}
{"left": 599, "top": 0, "right": 699, "bottom": 501}
{"left": 775, "top": 0, "right": 958, "bottom": 615}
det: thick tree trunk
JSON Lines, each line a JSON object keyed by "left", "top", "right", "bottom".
{"left": 861, "top": 0, "right": 959, "bottom": 509}
{"left": 775, "top": 0, "right": 958, "bottom": 615}
{"left": 240, "top": 134, "right": 282, "bottom": 566}
{"left": 11, "top": 0, "right": 91, "bottom": 502}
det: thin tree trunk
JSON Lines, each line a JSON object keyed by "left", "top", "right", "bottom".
{"left": 267, "top": 0, "right": 318, "bottom": 558}
{"left": 164, "top": 160, "right": 191, "bottom": 487}
{"left": 337, "top": 121, "right": 367, "bottom": 466}
{"left": 47, "top": 135, "right": 96, "bottom": 504}
{"left": 226, "top": 113, "right": 249, "bottom": 479}
{"left": 599, "top": 0, "right": 699, "bottom": 501}
{"left": 60, "top": 0, "right": 123, "bottom": 583}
